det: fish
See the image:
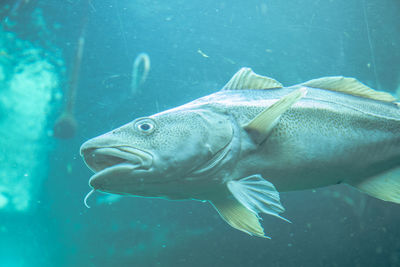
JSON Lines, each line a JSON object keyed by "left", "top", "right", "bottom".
{"left": 80, "top": 67, "right": 400, "bottom": 238}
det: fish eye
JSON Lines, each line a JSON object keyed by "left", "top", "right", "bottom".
{"left": 140, "top": 124, "right": 151, "bottom": 131}
{"left": 135, "top": 118, "right": 156, "bottom": 134}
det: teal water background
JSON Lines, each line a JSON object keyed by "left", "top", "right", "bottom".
{"left": 1, "top": 0, "right": 400, "bottom": 266}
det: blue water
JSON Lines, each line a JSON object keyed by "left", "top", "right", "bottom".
{"left": 1, "top": 0, "right": 400, "bottom": 266}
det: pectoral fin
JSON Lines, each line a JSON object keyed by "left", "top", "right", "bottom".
{"left": 208, "top": 175, "right": 289, "bottom": 238}
{"left": 227, "top": 175, "right": 290, "bottom": 223}
{"left": 244, "top": 87, "right": 307, "bottom": 144}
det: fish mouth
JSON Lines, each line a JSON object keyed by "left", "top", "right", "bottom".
{"left": 81, "top": 146, "right": 153, "bottom": 174}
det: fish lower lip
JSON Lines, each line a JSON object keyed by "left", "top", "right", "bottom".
{"left": 89, "top": 162, "right": 140, "bottom": 189}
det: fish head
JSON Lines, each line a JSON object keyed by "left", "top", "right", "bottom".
{"left": 80, "top": 108, "right": 233, "bottom": 198}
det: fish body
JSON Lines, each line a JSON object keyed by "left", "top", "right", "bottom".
{"left": 81, "top": 68, "right": 400, "bottom": 238}
{"left": 194, "top": 86, "right": 400, "bottom": 191}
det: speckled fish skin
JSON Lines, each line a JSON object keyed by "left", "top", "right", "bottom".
{"left": 188, "top": 85, "right": 400, "bottom": 192}
{"left": 81, "top": 83, "right": 400, "bottom": 198}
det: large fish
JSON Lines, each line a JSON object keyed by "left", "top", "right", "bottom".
{"left": 80, "top": 68, "right": 400, "bottom": 238}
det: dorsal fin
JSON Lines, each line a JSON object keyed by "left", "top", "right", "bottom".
{"left": 302, "top": 76, "right": 396, "bottom": 102}
{"left": 222, "top": 67, "right": 283, "bottom": 91}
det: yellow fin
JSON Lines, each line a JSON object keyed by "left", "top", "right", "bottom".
{"left": 222, "top": 67, "right": 283, "bottom": 91}
{"left": 348, "top": 167, "right": 400, "bottom": 204}
{"left": 209, "top": 195, "right": 267, "bottom": 238}
{"left": 302, "top": 76, "right": 396, "bottom": 102}
{"left": 244, "top": 87, "right": 307, "bottom": 144}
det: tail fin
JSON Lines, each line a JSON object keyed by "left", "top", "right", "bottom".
{"left": 348, "top": 167, "right": 400, "bottom": 204}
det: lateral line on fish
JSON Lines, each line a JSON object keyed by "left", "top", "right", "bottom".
{"left": 302, "top": 97, "right": 400, "bottom": 122}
